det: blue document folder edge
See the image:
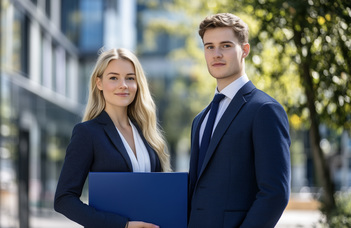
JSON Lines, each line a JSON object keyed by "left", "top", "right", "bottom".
{"left": 89, "top": 172, "right": 188, "bottom": 228}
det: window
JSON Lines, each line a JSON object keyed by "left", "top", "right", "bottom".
{"left": 12, "top": 9, "right": 30, "bottom": 76}
{"left": 79, "top": 0, "right": 103, "bottom": 53}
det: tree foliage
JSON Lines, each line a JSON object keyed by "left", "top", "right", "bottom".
{"left": 247, "top": 0, "right": 351, "bottom": 131}
{"left": 242, "top": 0, "right": 351, "bottom": 216}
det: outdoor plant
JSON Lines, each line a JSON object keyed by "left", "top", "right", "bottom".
{"left": 319, "top": 191, "right": 351, "bottom": 228}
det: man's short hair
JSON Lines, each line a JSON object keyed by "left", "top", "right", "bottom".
{"left": 199, "top": 13, "right": 249, "bottom": 44}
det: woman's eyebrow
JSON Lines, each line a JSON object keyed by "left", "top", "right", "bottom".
{"left": 106, "top": 72, "right": 136, "bottom": 76}
{"left": 106, "top": 72, "right": 119, "bottom": 76}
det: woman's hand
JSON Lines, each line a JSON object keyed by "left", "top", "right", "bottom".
{"left": 127, "top": 221, "right": 159, "bottom": 228}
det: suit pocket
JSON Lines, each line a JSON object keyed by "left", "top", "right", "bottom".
{"left": 223, "top": 210, "right": 247, "bottom": 228}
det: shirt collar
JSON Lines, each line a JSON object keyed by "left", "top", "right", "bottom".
{"left": 215, "top": 74, "right": 249, "bottom": 100}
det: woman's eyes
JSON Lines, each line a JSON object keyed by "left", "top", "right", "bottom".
{"left": 109, "top": 76, "right": 135, "bottom": 80}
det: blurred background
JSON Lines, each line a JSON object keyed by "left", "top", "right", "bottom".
{"left": 0, "top": 0, "right": 350, "bottom": 227}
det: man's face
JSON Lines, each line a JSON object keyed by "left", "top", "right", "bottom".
{"left": 203, "top": 27, "right": 249, "bottom": 90}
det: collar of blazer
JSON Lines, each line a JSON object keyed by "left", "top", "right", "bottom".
{"left": 95, "top": 110, "right": 159, "bottom": 172}
{"left": 194, "top": 81, "right": 256, "bottom": 180}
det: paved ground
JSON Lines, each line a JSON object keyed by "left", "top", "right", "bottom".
{"left": 0, "top": 209, "right": 322, "bottom": 228}
{"left": 276, "top": 209, "right": 322, "bottom": 228}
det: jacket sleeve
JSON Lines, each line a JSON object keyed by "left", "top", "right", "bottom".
{"left": 240, "top": 102, "right": 291, "bottom": 228}
{"left": 54, "top": 123, "right": 128, "bottom": 228}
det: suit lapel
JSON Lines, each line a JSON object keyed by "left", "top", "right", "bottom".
{"left": 190, "top": 106, "right": 211, "bottom": 162}
{"left": 189, "top": 105, "right": 211, "bottom": 189}
{"left": 198, "top": 81, "right": 256, "bottom": 178}
{"left": 131, "top": 119, "right": 159, "bottom": 172}
{"left": 97, "top": 111, "right": 133, "bottom": 171}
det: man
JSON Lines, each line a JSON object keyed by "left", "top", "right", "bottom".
{"left": 188, "top": 13, "right": 291, "bottom": 228}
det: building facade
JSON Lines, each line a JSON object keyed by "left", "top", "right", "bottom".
{"left": 0, "top": 0, "right": 136, "bottom": 227}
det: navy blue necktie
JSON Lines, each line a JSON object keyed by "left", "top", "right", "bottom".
{"left": 197, "top": 93, "right": 225, "bottom": 176}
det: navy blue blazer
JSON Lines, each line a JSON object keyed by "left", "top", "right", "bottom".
{"left": 54, "top": 111, "right": 161, "bottom": 228}
{"left": 188, "top": 81, "right": 291, "bottom": 228}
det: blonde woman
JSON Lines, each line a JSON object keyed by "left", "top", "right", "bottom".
{"left": 54, "top": 48, "right": 170, "bottom": 228}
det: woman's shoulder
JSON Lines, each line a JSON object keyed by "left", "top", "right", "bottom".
{"left": 72, "top": 116, "right": 103, "bottom": 134}
{"left": 77, "top": 111, "right": 110, "bottom": 127}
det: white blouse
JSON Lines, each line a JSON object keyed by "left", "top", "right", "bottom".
{"left": 116, "top": 119, "right": 151, "bottom": 172}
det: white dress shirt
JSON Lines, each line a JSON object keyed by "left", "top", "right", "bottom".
{"left": 116, "top": 119, "right": 151, "bottom": 172}
{"left": 199, "top": 74, "right": 250, "bottom": 146}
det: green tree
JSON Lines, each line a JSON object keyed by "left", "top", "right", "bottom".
{"left": 241, "top": 0, "right": 351, "bottom": 217}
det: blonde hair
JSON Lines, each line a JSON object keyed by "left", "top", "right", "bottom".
{"left": 83, "top": 48, "right": 171, "bottom": 172}
{"left": 199, "top": 13, "right": 249, "bottom": 44}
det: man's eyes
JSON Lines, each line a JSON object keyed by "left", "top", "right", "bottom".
{"left": 205, "top": 44, "right": 232, "bottom": 49}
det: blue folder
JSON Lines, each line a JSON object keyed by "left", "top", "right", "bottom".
{"left": 89, "top": 172, "right": 188, "bottom": 228}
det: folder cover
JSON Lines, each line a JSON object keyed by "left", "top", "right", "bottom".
{"left": 89, "top": 172, "right": 188, "bottom": 228}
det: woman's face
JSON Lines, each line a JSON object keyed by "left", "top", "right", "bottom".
{"left": 96, "top": 59, "right": 137, "bottom": 111}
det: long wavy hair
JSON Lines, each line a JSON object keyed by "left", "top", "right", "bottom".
{"left": 82, "top": 48, "right": 171, "bottom": 172}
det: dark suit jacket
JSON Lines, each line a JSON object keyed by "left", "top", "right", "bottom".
{"left": 188, "top": 81, "right": 291, "bottom": 228}
{"left": 54, "top": 111, "right": 161, "bottom": 228}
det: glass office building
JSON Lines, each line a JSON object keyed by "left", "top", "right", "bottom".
{"left": 0, "top": 0, "right": 136, "bottom": 227}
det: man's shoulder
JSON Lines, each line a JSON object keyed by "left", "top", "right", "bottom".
{"left": 251, "top": 87, "right": 281, "bottom": 104}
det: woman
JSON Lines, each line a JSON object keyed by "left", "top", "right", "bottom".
{"left": 54, "top": 48, "right": 171, "bottom": 228}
